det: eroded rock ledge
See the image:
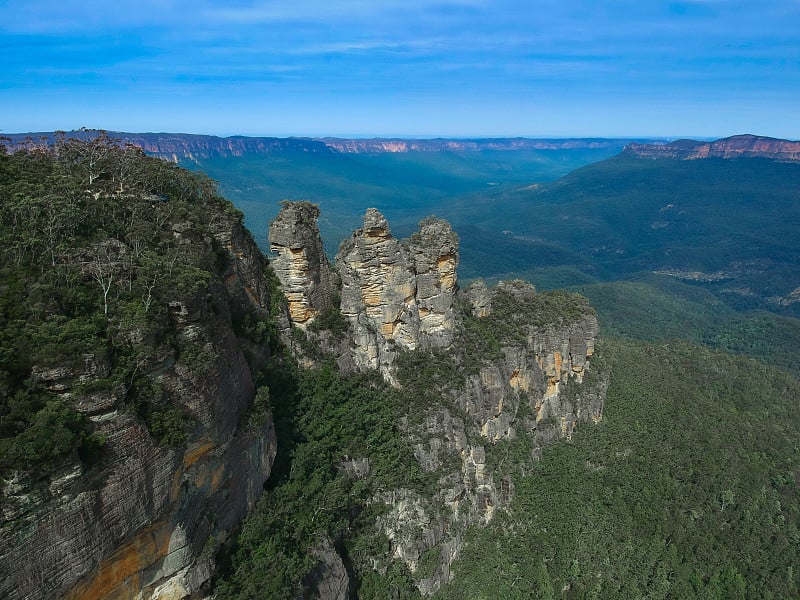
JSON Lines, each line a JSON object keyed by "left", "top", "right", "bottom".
{"left": 270, "top": 203, "right": 606, "bottom": 595}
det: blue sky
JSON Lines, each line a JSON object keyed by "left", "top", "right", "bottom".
{"left": 1, "top": 0, "right": 799, "bottom": 138}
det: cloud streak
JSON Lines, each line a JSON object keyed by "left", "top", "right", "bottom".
{"left": 1, "top": 0, "right": 798, "bottom": 137}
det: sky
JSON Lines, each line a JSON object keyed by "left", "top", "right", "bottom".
{"left": 1, "top": 0, "right": 799, "bottom": 138}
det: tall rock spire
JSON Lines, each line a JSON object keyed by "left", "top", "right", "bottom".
{"left": 336, "top": 209, "right": 459, "bottom": 380}
{"left": 268, "top": 201, "right": 334, "bottom": 327}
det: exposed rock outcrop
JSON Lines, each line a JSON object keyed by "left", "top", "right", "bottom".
{"left": 307, "top": 209, "right": 604, "bottom": 596}
{"left": 371, "top": 279, "right": 604, "bottom": 594}
{"left": 0, "top": 212, "right": 279, "bottom": 600}
{"left": 625, "top": 134, "right": 800, "bottom": 162}
{"left": 254, "top": 206, "right": 605, "bottom": 597}
{"left": 318, "top": 137, "right": 643, "bottom": 153}
{"left": 336, "top": 209, "right": 459, "bottom": 380}
{"left": 269, "top": 201, "right": 335, "bottom": 327}
{"left": 303, "top": 536, "right": 350, "bottom": 600}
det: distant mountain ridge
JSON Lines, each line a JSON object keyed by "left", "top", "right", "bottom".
{"left": 624, "top": 134, "right": 800, "bottom": 162}
{"left": 3, "top": 130, "right": 660, "bottom": 161}
{"left": 8, "top": 131, "right": 800, "bottom": 163}
{"left": 317, "top": 137, "right": 646, "bottom": 153}
{"left": 2, "top": 131, "right": 333, "bottom": 162}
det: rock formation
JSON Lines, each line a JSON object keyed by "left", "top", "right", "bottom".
{"left": 336, "top": 209, "right": 459, "bottom": 380}
{"left": 3, "top": 131, "right": 645, "bottom": 161}
{"left": 367, "top": 279, "right": 604, "bottom": 594}
{"left": 625, "top": 134, "right": 800, "bottom": 162}
{"left": 407, "top": 217, "right": 459, "bottom": 348}
{"left": 0, "top": 209, "right": 278, "bottom": 600}
{"left": 269, "top": 201, "right": 335, "bottom": 327}
{"left": 317, "top": 137, "right": 640, "bottom": 153}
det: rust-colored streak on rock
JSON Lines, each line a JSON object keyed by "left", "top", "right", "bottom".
{"left": 183, "top": 439, "right": 215, "bottom": 469}
{"left": 436, "top": 254, "right": 457, "bottom": 291}
{"left": 65, "top": 521, "right": 171, "bottom": 600}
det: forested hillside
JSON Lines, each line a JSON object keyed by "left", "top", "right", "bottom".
{"left": 0, "top": 135, "right": 281, "bottom": 598}
{"left": 0, "top": 134, "right": 242, "bottom": 472}
{"left": 2, "top": 135, "right": 799, "bottom": 600}
{"left": 437, "top": 340, "right": 800, "bottom": 599}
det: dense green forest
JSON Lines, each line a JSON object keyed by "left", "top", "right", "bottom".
{"left": 3, "top": 136, "right": 799, "bottom": 599}
{"left": 0, "top": 135, "right": 255, "bottom": 473}
{"left": 444, "top": 155, "right": 800, "bottom": 292}
{"left": 436, "top": 339, "right": 800, "bottom": 599}
{"left": 214, "top": 335, "right": 800, "bottom": 599}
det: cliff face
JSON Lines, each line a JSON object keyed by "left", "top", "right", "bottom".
{"left": 123, "top": 134, "right": 332, "bottom": 163}
{"left": 375, "top": 280, "right": 604, "bottom": 594}
{"left": 268, "top": 201, "right": 335, "bottom": 327}
{"left": 335, "top": 209, "right": 458, "bottom": 380}
{"left": 624, "top": 134, "right": 800, "bottom": 162}
{"left": 270, "top": 204, "right": 605, "bottom": 595}
{"left": 317, "top": 137, "right": 643, "bottom": 153}
{"left": 3, "top": 131, "right": 332, "bottom": 162}
{"left": 4, "top": 131, "right": 649, "bottom": 161}
{"left": 0, "top": 201, "right": 278, "bottom": 600}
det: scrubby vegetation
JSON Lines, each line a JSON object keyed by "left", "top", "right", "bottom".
{"left": 0, "top": 132, "right": 259, "bottom": 473}
{"left": 436, "top": 339, "right": 800, "bottom": 599}
{"left": 215, "top": 351, "right": 429, "bottom": 599}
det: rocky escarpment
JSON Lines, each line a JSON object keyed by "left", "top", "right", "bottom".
{"left": 624, "top": 134, "right": 800, "bottom": 162}
{"left": 335, "top": 209, "right": 458, "bottom": 381}
{"left": 268, "top": 201, "right": 336, "bottom": 327}
{"left": 372, "top": 280, "right": 604, "bottom": 594}
{"left": 3, "top": 130, "right": 332, "bottom": 163}
{"left": 4, "top": 131, "right": 653, "bottom": 162}
{"left": 318, "top": 137, "right": 648, "bottom": 153}
{"left": 0, "top": 198, "right": 279, "bottom": 600}
{"left": 269, "top": 203, "right": 606, "bottom": 595}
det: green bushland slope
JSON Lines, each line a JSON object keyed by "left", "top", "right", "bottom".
{"left": 436, "top": 339, "right": 800, "bottom": 599}
{"left": 0, "top": 136, "right": 273, "bottom": 473}
{"left": 449, "top": 155, "right": 800, "bottom": 312}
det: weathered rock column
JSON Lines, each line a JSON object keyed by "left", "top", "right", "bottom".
{"left": 268, "top": 201, "right": 335, "bottom": 327}
{"left": 336, "top": 210, "right": 459, "bottom": 381}
{"left": 408, "top": 217, "right": 459, "bottom": 348}
{"left": 336, "top": 209, "right": 419, "bottom": 378}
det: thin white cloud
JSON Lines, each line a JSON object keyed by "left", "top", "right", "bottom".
{"left": 205, "top": 0, "right": 487, "bottom": 24}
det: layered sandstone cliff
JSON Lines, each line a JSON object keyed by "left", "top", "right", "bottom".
{"left": 0, "top": 210, "right": 279, "bottom": 600}
{"left": 336, "top": 209, "right": 459, "bottom": 380}
{"left": 4, "top": 131, "right": 643, "bottom": 161}
{"left": 269, "top": 201, "right": 335, "bottom": 327}
{"left": 318, "top": 137, "right": 641, "bottom": 153}
{"left": 372, "top": 280, "right": 604, "bottom": 594}
{"left": 624, "top": 134, "right": 800, "bottom": 162}
{"left": 269, "top": 205, "right": 605, "bottom": 595}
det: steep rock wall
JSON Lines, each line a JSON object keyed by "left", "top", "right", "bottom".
{"left": 268, "top": 201, "right": 335, "bottom": 327}
{"left": 0, "top": 216, "right": 279, "bottom": 600}
{"left": 625, "top": 134, "right": 800, "bottom": 162}
{"left": 265, "top": 207, "right": 605, "bottom": 596}
{"left": 336, "top": 209, "right": 458, "bottom": 380}
{"left": 377, "top": 281, "right": 604, "bottom": 594}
